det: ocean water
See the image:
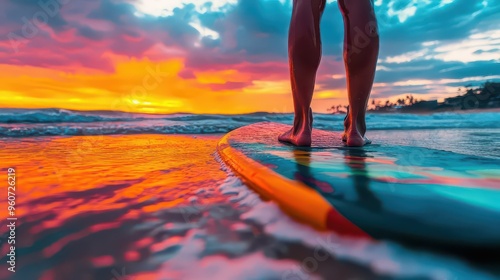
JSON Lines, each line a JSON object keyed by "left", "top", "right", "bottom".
{"left": 0, "top": 108, "right": 499, "bottom": 133}
{"left": 1, "top": 108, "right": 499, "bottom": 159}
{"left": 0, "top": 108, "right": 499, "bottom": 280}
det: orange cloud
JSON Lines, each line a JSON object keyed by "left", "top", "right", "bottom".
{"left": 0, "top": 57, "right": 347, "bottom": 114}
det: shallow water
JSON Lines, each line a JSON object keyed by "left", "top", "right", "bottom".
{"left": 0, "top": 134, "right": 499, "bottom": 280}
{"left": 368, "top": 128, "right": 500, "bottom": 159}
{"left": 1, "top": 109, "right": 499, "bottom": 138}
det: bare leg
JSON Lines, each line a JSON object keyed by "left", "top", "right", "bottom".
{"left": 339, "top": 0, "right": 379, "bottom": 147}
{"left": 279, "top": 0, "right": 326, "bottom": 147}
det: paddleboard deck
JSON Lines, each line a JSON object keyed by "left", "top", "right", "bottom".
{"left": 217, "top": 122, "right": 500, "bottom": 250}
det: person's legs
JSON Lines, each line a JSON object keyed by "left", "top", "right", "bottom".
{"left": 338, "top": 0, "right": 379, "bottom": 147}
{"left": 278, "top": 0, "right": 326, "bottom": 147}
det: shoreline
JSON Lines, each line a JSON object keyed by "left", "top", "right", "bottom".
{"left": 364, "top": 107, "right": 500, "bottom": 115}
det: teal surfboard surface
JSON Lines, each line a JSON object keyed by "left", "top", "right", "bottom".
{"left": 219, "top": 122, "right": 500, "bottom": 250}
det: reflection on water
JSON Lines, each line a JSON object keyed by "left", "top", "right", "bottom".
{"left": 0, "top": 135, "right": 399, "bottom": 280}
{"left": 256, "top": 142, "right": 500, "bottom": 279}
{"left": 291, "top": 148, "right": 384, "bottom": 221}
{"left": 0, "top": 135, "right": 229, "bottom": 279}
{"left": 341, "top": 148, "right": 382, "bottom": 212}
{"left": 270, "top": 142, "right": 500, "bottom": 238}
{"left": 291, "top": 150, "right": 334, "bottom": 194}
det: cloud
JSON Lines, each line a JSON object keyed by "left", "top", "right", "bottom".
{"left": 0, "top": 0, "right": 498, "bottom": 113}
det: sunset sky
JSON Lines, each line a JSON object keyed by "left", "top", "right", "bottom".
{"left": 0, "top": 0, "right": 499, "bottom": 114}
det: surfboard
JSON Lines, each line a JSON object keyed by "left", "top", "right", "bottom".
{"left": 217, "top": 122, "right": 500, "bottom": 251}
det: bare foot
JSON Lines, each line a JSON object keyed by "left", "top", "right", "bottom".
{"left": 278, "top": 108, "right": 313, "bottom": 147}
{"left": 345, "top": 129, "right": 371, "bottom": 147}
{"left": 278, "top": 128, "right": 312, "bottom": 146}
{"left": 342, "top": 107, "right": 370, "bottom": 147}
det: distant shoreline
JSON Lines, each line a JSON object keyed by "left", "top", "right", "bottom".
{"left": 330, "top": 82, "right": 500, "bottom": 115}
{"left": 329, "top": 107, "right": 500, "bottom": 115}
{"left": 366, "top": 107, "right": 500, "bottom": 115}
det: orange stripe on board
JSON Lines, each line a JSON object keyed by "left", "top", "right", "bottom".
{"left": 217, "top": 132, "right": 371, "bottom": 239}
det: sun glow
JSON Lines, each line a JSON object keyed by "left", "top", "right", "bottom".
{"left": 0, "top": 58, "right": 300, "bottom": 114}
